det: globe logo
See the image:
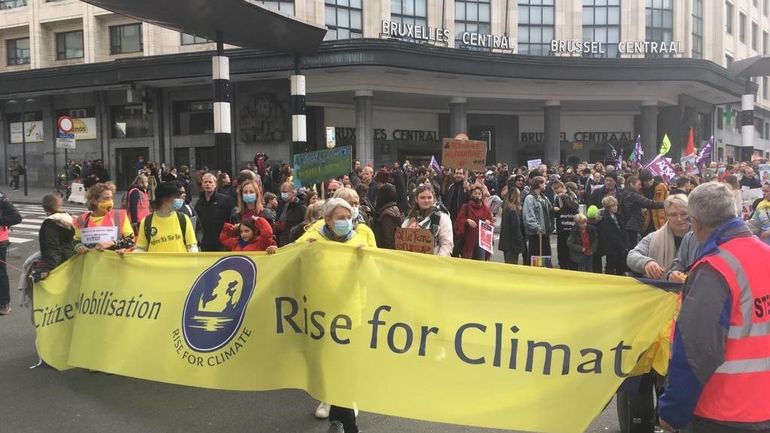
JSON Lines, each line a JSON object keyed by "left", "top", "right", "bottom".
{"left": 182, "top": 256, "right": 257, "bottom": 352}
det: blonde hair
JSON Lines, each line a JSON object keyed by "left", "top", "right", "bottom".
{"left": 333, "top": 187, "right": 359, "bottom": 205}
{"left": 573, "top": 213, "right": 588, "bottom": 224}
{"left": 236, "top": 179, "right": 264, "bottom": 214}
{"left": 86, "top": 182, "right": 117, "bottom": 211}
{"left": 601, "top": 195, "right": 618, "bottom": 208}
{"left": 664, "top": 193, "right": 689, "bottom": 214}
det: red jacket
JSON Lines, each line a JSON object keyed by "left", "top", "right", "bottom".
{"left": 218, "top": 220, "right": 276, "bottom": 252}
{"left": 455, "top": 201, "right": 493, "bottom": 259}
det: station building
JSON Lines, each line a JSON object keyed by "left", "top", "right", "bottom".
{"left": 0, "top": 0, "right": 767, "bottom": 188}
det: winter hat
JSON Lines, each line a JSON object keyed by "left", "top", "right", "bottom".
{"left": 587, "top": 205, "right": 599, "bottom": 220}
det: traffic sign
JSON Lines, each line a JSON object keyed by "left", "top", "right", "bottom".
{"left": 57, "top": 115, "right": 74, "bottom": 133}
{"left": 56, "top": 131, "right": 76, "bottom": 149}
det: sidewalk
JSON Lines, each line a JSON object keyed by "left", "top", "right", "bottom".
{"left": 1, "top": 186, "right": 124, "bottom": 207}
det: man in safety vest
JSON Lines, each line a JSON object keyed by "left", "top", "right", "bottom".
{"left": 0, "top": 192, "right": 22, "bottom": 315}
{"left": 660, "top": 182, "right": 770, "bottom": 433}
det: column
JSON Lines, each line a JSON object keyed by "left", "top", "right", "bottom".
{"left": 640, "top": 101, "right": 658, "bottom": 162}
{"left": 355, "top": 90, "right": 374, "bottom": 166}
{"left": 449, "top": 97, "right": 467, "bottom": 137}
{"left": 291, "top": 73, "right": 307, "bottom": 155}
{"left": 212, "top": 38, "right": 232, "bottom": 173}
{"left": 543, "top": 100, "right": 561, "bottom": 168}
{"left": 742, "top": 78, "right": 754, "bottom": 149}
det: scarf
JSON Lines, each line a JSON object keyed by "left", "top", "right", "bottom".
{"left": 320, "top": 224, "right": 354, "bottom": 243}
{"left": 648, "top": 222, "right": 677, "bottom": 270}
{"left": 47, "top": 211, "right": 74, "bottom": 229}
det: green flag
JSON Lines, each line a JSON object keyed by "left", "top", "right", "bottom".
{"left": 660, "top": 133, "right": 671, "bottom": 156}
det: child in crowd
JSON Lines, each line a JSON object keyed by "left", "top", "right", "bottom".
{"left": 219, "top": 216, "right": 278, "bottom": 253}
{"left": 598, "top": 196, "right": 629, "bottom": 275}
{"left": 567, "top": 213, "right": 598, "bottom": 272}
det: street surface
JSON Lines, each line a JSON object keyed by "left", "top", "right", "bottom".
{"left": 0, "top": 202, "right": 622, "bottom": 433}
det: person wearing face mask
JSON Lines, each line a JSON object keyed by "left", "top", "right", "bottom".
{"left": 134, "top": 181, "right": 198, "bottom": 253}
{"left": 125, "top": 174, "right": 150, "bottom": 234}
{"left": 74, "top": 182, "right": 135, "bottom": 254}
{"left": 295, "top": 197, "right": 375, "bottom": 433}
{"left": 455, "top": 185, "right": 494, "bottom": 260}
{"left": 274, "top": 182, "right": 307, "bottom": 246}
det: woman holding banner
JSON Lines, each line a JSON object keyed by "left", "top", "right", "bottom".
{"left": 402, "top": 184, "right": 453, "bottom": 256}
{"left": 73, "top": 182, "right": 135, "bottom": 254}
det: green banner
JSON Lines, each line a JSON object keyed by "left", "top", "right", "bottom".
{"left": 292, "top": 146, "right": 353, "bottom": 187}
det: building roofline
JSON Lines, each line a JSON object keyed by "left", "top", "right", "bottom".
{"left": 0, "top": 39, "right": 751, "bottom": 99}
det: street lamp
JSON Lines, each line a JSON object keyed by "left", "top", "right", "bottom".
{"left": 6, "top": 98, "right": 34, "bottom": 196}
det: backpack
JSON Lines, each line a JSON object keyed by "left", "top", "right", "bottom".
{"left": 121, "top": 188, "right": 139, "bottom": 211}
{"left": 143, "top": 211, "right": 187, "bottom": 251}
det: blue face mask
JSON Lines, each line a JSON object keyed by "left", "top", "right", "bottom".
{"left": 242, "top": 193, "right": 257, "bottom": 204}
{"left": 333, "top": 219, "right": 353, "bottom": 237}
{"left": 172, "top": 198, "right": 184, "bottom": 211}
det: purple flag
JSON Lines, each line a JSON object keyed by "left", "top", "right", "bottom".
{"left": 430, "top": 155, "right": 441, "bottom": 175}
{"left": 631, "top": 135, "right": 644, "bottom": 168}
{"left": 645, "top": 154, "right": 676, "bottom": 182}
{"left": 696, "top": 136, "right": 713, "bottom": 168}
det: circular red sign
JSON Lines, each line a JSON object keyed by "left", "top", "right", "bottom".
{"left": 57, "top": 115, "right": 74, "bottom": 133}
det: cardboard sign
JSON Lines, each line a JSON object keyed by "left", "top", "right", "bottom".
{"left": 441, "top": 138, "right": 486, "bottom": 173}
{"left": 680, "top": 154, "right": 699, "bottom": 176}
{"left": 645, "top": 155, "right": 676, "bottom": 183}
{"left": 292, "top": 145, "right": 353, "bottom": 187}
{"left": 527, "top": 159, "right": 542, "bottom": 171}
{"left": 760, "top": 164, "right": 770, "bottom": 185}
{"left": 478, "top": 221, "right": 494, "bottom": 254}
{"left": 395, "top": 228, "right": 434, "bottom": 254}
{"left": 80, "top": 226, "right": 118, "bottom": 245}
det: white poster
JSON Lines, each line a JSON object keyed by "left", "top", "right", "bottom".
{"left": 10, "top": 121, "right": 44, "bottom": 143}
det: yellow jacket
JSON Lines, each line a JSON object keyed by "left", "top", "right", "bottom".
{"left": 297, "top": 219, "right": 378, "bottom": 248}
{"left": 643, "top": 182, "right": 669, "bottom": 232}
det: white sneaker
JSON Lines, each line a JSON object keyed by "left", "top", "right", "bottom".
{"left": 315, "top": 401, "right": 331, "bottom": 419}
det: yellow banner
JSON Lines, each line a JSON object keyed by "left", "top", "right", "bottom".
{"left": 35, "top": 243, "right": 677, "bottom": 433}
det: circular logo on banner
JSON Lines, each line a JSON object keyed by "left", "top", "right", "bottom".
{"left": 182, "top": 256, "right": 257, "bottom": 353}
{"left": 57, "top": 115, "right": 74, "bottom": 133}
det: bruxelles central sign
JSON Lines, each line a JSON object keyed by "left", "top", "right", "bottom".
{"left": 381, "top": 20, "right": 512, "bottom": 50}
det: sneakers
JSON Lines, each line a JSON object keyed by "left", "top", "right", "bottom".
{"left": 0, "top": 304, "right": 10, "bottom": 315}
{"left": 327, "top": 421, "right": 344, "bottom": 433}
{"left": 315, "top": 401, "right": 331, "bottom": 419}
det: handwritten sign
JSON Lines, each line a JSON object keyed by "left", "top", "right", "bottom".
{"left": 80, "top": 226, "right": 118, "bottom": 245}
{"left": 441, "top": 138, "right": 486, "bottom": 173}
{"left": 645, "top": 155, "right": 676, "bottom": 183}
{"left": 680, "top": 154, "right": 699, "bottom": 176}
{"left": 478, "top": 221, "right": 494, "bottom": 254}
{"left": 395, "top": 228, "right": 434, "bottom": 254}
{"left": 292, "top": 146, "right": 353, "bottom": 187}
{"left": 527, "top": 159, "right": 542, "bottom": 171}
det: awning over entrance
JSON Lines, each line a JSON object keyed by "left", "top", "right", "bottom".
{"left": 80, "top": 0, "right": 326, "bottom": 54}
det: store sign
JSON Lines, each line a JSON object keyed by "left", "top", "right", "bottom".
{"left": 520, "top": 132, "right": 567, "bottom": 144}
{"left": 550, "top": 40, "right": 684, "bottom": 55}
{"left": 335, "top": 127, "right": 439, "bottom": 142}
{"left": 381, "top": 20, "right": 512, "bottom": 51}
{"left": 10, "top": 121, "right": 44, "bottom": 143}
{"left": 72, "top": 117, "right": 97, "bottom": 140}
{"left": 573, "top": 131, "right": 633, "bottom": 144}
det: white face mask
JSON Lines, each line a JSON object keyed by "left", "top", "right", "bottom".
{"left": 351, "top": 206, "right": 360, "bottom": 220}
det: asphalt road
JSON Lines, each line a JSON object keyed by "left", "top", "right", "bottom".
{"left": 0, "top": 208, "right": 622, "bottom": 433}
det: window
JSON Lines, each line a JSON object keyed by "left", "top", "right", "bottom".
{"left": 6, "top": 37, "right": 29, "bottom": 65}
{"left": 518, "top": 0, "right": 555, "bottom": 56}
{"left": 764, "top": 31, "right": 769, "bottom": 55}
{"left": 392, "top": 0, "right": 427, "bottom": 28}
{"left": 765, "top": 0, "right": 769, "bottom": 17}
{"left": 456, "top": 0, "right": 491, "bottom": 49}
{"left": 111, "top": 105, "right": 154, "bottom": 138}
{"left": 324, "top": 0, "right": 362, "bottom": 40}
{"left": 110, "top": 23, "right": 143, "bottom": 54}
{"left": 726, "top": 2, "right": 733, "bottom": 34}
{"left": 174, "top": 101, "right": 214, "bottom": 135}
{"left": 717, "top": 108, "right": 724, "bottom": 130}
{"left": 55, "top": 30, "right": 84, "bottom": 60}
{"left": 691, "top": 0, "right": 703, "bottom": 58}
{"left": 726, "top": 53, "right": 733, "bottom": 68}
{"left": 583, "top": 0, "right": 621, "bottom": 58}
{"left": 752, "top": 22, "right": 758, "bottom": 50}
{"left": 180, "top": 33, "right": 210, "bottom": 45}
{"left": 739, "top": 12, "right": 746, "bottom": 43}
{"left": 765, "top": 123, "right": 769, "bottom": 140}
{"left": 0, "top": 0, "right": 26, "bottom": 10}
{"left": 765, "top": 76, "right": 769, "bottom": 100}
{"left": 254, "top": 0, "right": 294, "bottom": 15}
{"left": 645, "top": 0, "right": 673, "bottom": 57}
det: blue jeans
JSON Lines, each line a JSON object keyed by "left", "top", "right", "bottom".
{"left": 578, "top": 255, "right": 593, "bottom": 272}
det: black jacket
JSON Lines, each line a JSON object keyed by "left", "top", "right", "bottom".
{"left": 275, "top": 198, "right": 307, "bottom": 246}
{"left": 553, "top": 193, "right": 579, "bottom": 233}
{"left": 0, "top": 194, "right": 21, "bottom": 243}
{"left": 498, "top": 206, "right": 524, "bottom": 254}
{"left": 373, "top": 201, "right": 403, "bottom": 250}
{"left": 620, "top": 187, "right": 664, "bottom": 233}
{"left": 588, "top": 186, "right": 618, "bottom": 209}
{"left": 38, "top": 218, "right": 75, "bottom": 273}
{"left": 598, "top": 211, "right": 628, "bottom": 255}
{"left": 445, "top": 181, "right": 468, "bottom": 223}
{"left": 194, "top": 192, "right": 234, "bottom": 251}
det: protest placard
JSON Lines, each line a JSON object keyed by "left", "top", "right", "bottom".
{"left": 441, "top": 138, "right": 486, "bottom": 173}
{"left": 645, "top": 155, "right": 676, "bottom": 183}
{"left": 479, "top": 221, "right": 494, "bottom": 254}
{"left": 395, "top": 228, "right": 434, "bottom": 254}
{"left": 292, "top": 146, "right": 353, "bottom": 187}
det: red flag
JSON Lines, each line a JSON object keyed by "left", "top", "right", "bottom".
{"left": 684, "top": 127, "right": 695, "bottom": 156}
